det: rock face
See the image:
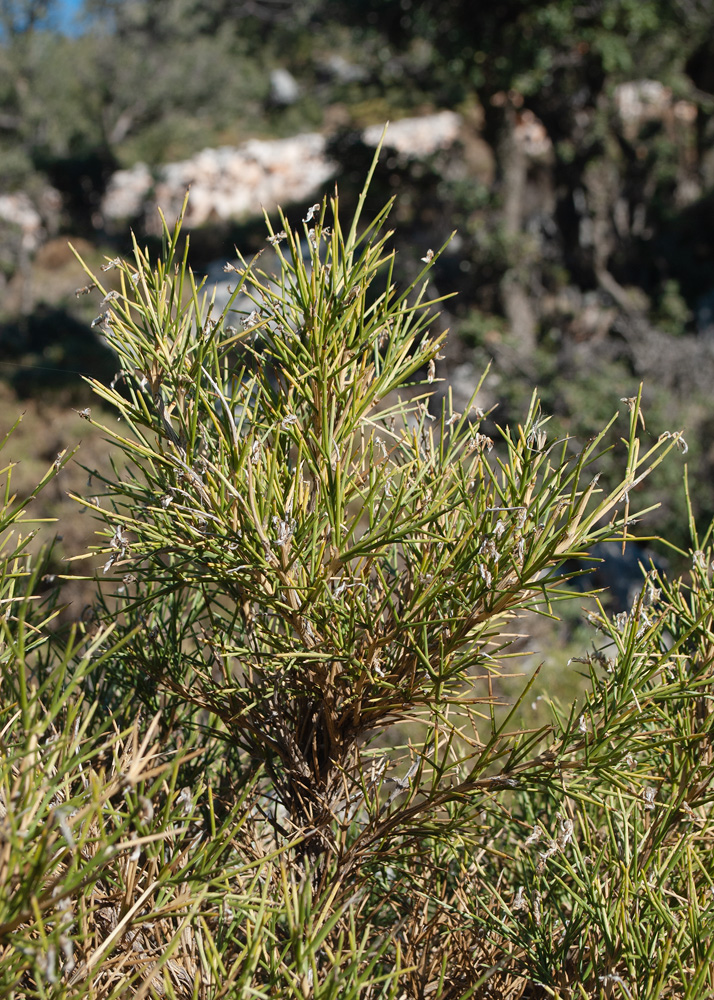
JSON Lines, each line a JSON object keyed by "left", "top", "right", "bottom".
{"left": 362, "top": 110, "right": 462, "bottom": 158}
{"left": 101, "top": 133, "right": 337, "bottom": 232}
{"left": 0, "top": 188, "right": 61, "bottom": 252}
{"left": 100, "top": 163, "right": 153, "bottom": 226}
{"left": 100, "top": 112, "right": 465, "bottom": 232}
{"left": 269, "top": 68, "right": 301, "bottom": 105}
{"left": 613, "top": 80, "right": 697, "bottom": 140}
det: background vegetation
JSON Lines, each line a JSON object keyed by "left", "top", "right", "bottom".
{"left": 3, "top": 0, "right": 714, "bottom": 560}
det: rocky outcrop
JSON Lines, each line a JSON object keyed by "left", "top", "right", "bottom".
{"left": 100, "top": 112, "right": 465, "bottom": 232}
{"left": 362, "top": 110, "right": 461, "bottom": 158}
{"left": 0, "top": 188, "right": 61, "bottom": 252}
{"left": 99, "top": 163, "right": 153, "bottom": 227}
{"left": 613, "top": 80, "right": 697, "bottom": 139}
{"left": 101, "top": 133, "right": 336, "bottom": 232}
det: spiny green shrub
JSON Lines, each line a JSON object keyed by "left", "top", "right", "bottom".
{"left": 0, "top": 424, "right": 294, "bottom": 999}
{"left": 2, "top": 163, "right": 713, "bottom": 999}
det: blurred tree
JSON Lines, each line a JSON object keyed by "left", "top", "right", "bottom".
{"left": 0, "top": 0, "right": 56, "bottom": 35}
{"left": 317, "top": 0, "right": 714, "bottom": 351}
{"left": 322, "top": 0, "right": 710, "bottom": 105}
{"left": 0, "top": 0, "right": 288, "bottom": 214}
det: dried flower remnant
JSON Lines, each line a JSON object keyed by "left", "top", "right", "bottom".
{"left": 103, "top": 523, "right": 130, "bottom": 574}
{"left": 599, "top": 975, "right": 634, "bottom": 1000}
{"left": 242, "top": 310, "right": 261, "bottom": 330}
{"left": 586, "top": 610, "right": 607, "bottom": 633}
{"left": 674, "top": 799, "right": 693, "bottom": 823}
{"left": 693, "top": 550, "right": 707, "bottom": 573}
{"left": 643, "top": 786, "right": 657, "bottom": 811}
{"left": 488, "top": 775, "right": 518, "bottom": 788}
{"left": 272, "top": 516, "right": 295, "bottom": 549}
{"left": 37, "top": 945, "right": 57, "bottom": 985}
{"left": 512, "top": 886, "right": 527, "bottom": 911}
{"left": 75, "top": 282, "right": 96, "bottom": 297}
{"left": 527, "top": 419, "right": 548, "bottom": 452}
{"left": 177, "top": 787, "right": 193, "bottom": 816}
{"left": 643, "top": 576, "right": 661, "bottom": 607}
{"left": 614, "top": 612, "right": 629, "bottom": 632}
{"left": 524, "top": 825, "right": 543, "bottom": 847}
{"left": 137, "top": 796, "right": 154, "bottom": 823}
{"left": 60, "top": 934, "right": 74, "bottom": 975}
{"left": 54, "top": 808, "right": 76, "bottom": 850}
{"left": 266, "top": 231, "right": 287, "bottom": 245}
{"left": 557, "top": 816, "right": 574, "bottom": 849}
{"left": 100, "top": 256, "right": 122, "bottom": 271}
{"left": 621, "top": 395, "right": 646, "bottom": 431}
{"left": 634, "top": 609, "right": 651, "bottom": 640}
{"left": 536, "top": 840, "right": 559, "bottom": 874}
{"left": 658, "top": 429, "right": 688, "bottom": 455}
{"left": 91, "top": 311, "right": 111, "bottom": 328}
{"left": 427, "top": 358, "right": 436, "bottom": 383}
{"left": 479, "top": 537, "right": 499, "bottom": 563}
{"left": 303, "top": 203, "right": 321, "bottom": 223}
{"left": 468, "top": 433, "right": 494, "bottom": 455}
{"left": 384, "top": 761, "right": 419, "bottom": 808}
{"left": 421, "top": 249, "right": 434, "bottom": 263}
